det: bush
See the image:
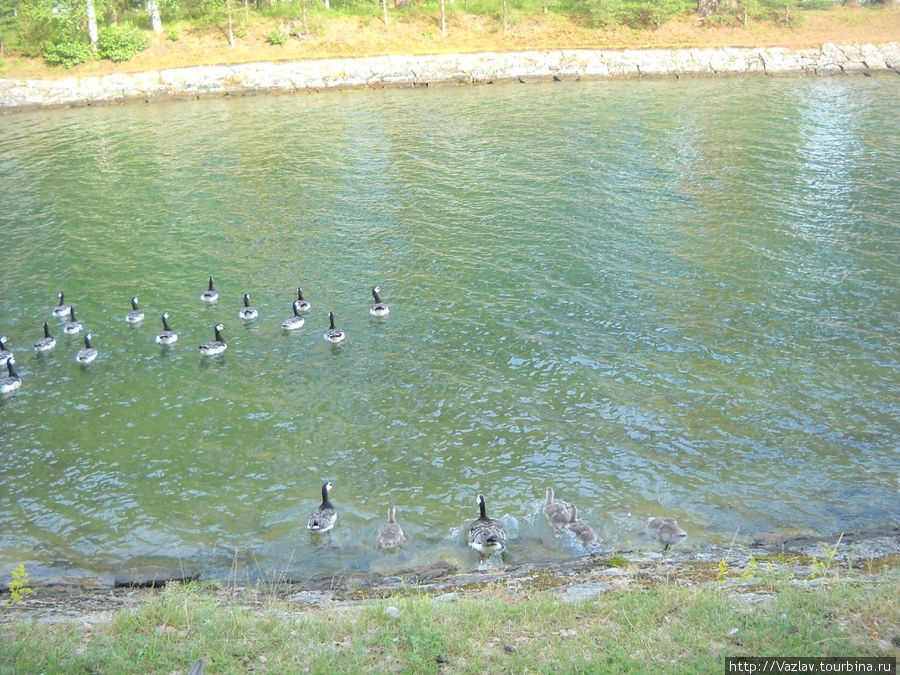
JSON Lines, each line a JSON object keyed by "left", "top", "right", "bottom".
{"left": 43, "top": 40, "right": 94, "bottom": 68}
{"left": 165, "top": 26, "right": 180, "bottom": 41}
{"left": 266, "top": 29, "right": 286, "bottom": 45}
{"left": 97, "top": 24, "right": 150, "bottom": 62}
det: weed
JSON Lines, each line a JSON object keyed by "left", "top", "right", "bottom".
{"left": 739, "top": 556, "right": 759, "bottom": 581}
{"left": 7, "top": 564, "right": 32, "bottom": 603}
{"left": 716, "top": 557, "right": 729, "bottom": 583}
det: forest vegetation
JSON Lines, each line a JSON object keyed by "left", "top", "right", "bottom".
{"left": 0, "top": 0, "right": 897, "bottom": 78}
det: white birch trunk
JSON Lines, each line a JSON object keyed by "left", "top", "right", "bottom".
{"left": 226, "top": 0, "right": 235, "bottom": 46}
{"left": 148, "top": 0, "right": 163, "bottom": 33}
{"left": 85, "top": 0, "right": 99, "bottom": 50}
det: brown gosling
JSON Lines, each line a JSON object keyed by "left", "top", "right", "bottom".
{"left": 542, "top": 487, "right": 570, "bottom": 531}
{"left": 646, "top": 516, "right": 687, "bottom": 551}
{"left": 563, "top": 504, "right": 599, "bottom": 547}
{"left": 377, "top": 505, "right": 406, "bottom": 549}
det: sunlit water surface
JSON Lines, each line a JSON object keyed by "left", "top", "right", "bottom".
{"left": 1, "top": 76, "right": 897, "bottom": 584}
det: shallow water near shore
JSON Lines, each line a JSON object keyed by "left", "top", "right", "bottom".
{"left": 0, "top": 76, "right": 897, "bottom": 585}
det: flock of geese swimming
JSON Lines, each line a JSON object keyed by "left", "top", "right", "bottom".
{"left": 2, "top": 280, "right": 688, "bottom": 558}
{"left": 307, "top": 482, "right": 688, "bottom": 557}
{"left": 0, "top": 278, "right": 391, "bottom": 394}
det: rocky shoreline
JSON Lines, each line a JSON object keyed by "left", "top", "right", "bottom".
{"left": 1, "top": 42, "right": 898, "bottom": 112}
{"left": 2, "top": 526, "right": 897, "bottom": 622}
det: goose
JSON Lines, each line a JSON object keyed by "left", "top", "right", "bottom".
{"left": 51, "top": 291, "right": 72, "bottom": 318}
{"left": 0, "top": 337, "right": 11, "bottom": 367}
{"left": 563, "top": 504, "right": 599, "bottom": 547}
{"left": 377, "top": 505, "right": 406, "bottom": 549}
{"left": 63, "top": 306, "right": 84, "bottom": 335}
{"left": 0, "top": 360, "right": 22, "bottom": 394}
{"left": 199, "top": 323, "right": 226, "bottom": 356}
{"left": 323, "top": 311, "right": 345, "bottom": 343}
{"left": 238, "top": 293, "right": 258, "bottom": 321}
{"left": 646, "top": 516, "right": 687, "bottom": 551}
{"left": 155, "top": 312, "right": 178, "bottom": 346}
{"left": 295, "top": 287, "right": 311, "bottom": 312}
{"left": 281, "top": 301, "right": 306, "bottom": 330}
{"left": 76, "top": 333, "right": 98, "bottom": 365}
{"left": 125, "top": 296, "right": 144, "bottom": 323}
{"left": 200, "top": 276, "right": 219, "bottom": 303}
{"left": 542, "top": 487, "right": 570, "bottom": 531}
{"left": 34, "top": 322, "right": 57, "bottom": 353}
{"left": 369, "top": 286, "right": 390, "bottom": 317}
{"left": 307, "top": 481, "right": 337, "bottom": 532}
{"left": 468, "top": 493, "right": 507, "bottom": 556}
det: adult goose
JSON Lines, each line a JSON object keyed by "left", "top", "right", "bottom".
{"left": 63, "top": 306, "right": 84, "bottom": 335}
{"left": 323, "top": 312, "right": 345, "bottom": 343}
{"left": 76, "top": 333, "right": 98, "bottom": 365}
{"left": 377, "top": 505, "right": 406, "bottom": 549}
{"left": 564, "top": 504, "right": 599, "bottom": 547}
{"left": 542, "top": 487, "right": 570, "bottom": 531}
{"left": 238, "top": 293, "right": 258, "bottom": 321}
{"left": 281, "top": 301, "right": 305, "bottom": 330}
{"left": 468, "top": 493, "right": 507, "bottom": 557}
{"left": 51, "top": 291, "right": 72, "bottom": 318}
{"left": 199, "top": 323, "right": 226, "bottom": 356}
{"left": 125, "top": 296, "right": 144, "bottom": 324}
{"left": 0, "top": 337, "right": 11, "bottom": 367}
{"left": 34, "top": 322, "right": 57, "bottom": 353}
{"left": 0, "top": 360, "right": 22, "bottom": 394}
{"left": 156, "top": 312, "right": 178, "bottom": 346}
{"left": 646, "top": 517, "right": 687, "bottom": 551}
{"left": 200, "top": 277, "right": 219, "bottom": 303}
{"left": 295, "top": 287, "right": 311, "bottom": 312}
{"left": 307, "top": 481, "right": 337, "bottom": 533}
{"left": 369, "top": 286, "right": 389, "bottom": 317}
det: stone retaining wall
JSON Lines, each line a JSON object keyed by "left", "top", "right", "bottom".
{"left": 1, "top": 42, "right": 898, "bottom": 112}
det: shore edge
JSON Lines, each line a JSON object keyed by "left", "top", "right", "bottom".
{"left": 2, "top": 41, "right": 898, "bottom": 112}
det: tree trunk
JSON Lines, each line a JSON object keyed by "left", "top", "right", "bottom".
{"left": 226, "top": 0, "right": 235, "bottom": 46}
{"left": 502, "top": 0, "right": 507, "bottom": 31}
{"left": 302, "top": 0, "right": 308, "bottom": 32}
{"left": 696, "top": 0, "right": 713, "bottom": 17}
{"left": 85, "top": 0, "right": 99, "bottom": 50}
{"left": 440, "top": 0, "right": 446, "bottom": 36}
{"left": 148, "top": 0, "right": 163, "bottom": 33}
{"left": 323, "top": 0, "right": 330, "bottom": 9}
{"left": 382, "top": 0, "right": 388, "bottom": 24}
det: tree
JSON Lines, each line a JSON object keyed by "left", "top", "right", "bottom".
{"left": 148, "top": 0, "right": 164, "bottom": 33}
{"left": 85, "top": 0, "right": 99, "bottom": 50}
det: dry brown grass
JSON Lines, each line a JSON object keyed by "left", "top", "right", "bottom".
{"left": 1, "top": 5, "right": 898, "bottom": 79}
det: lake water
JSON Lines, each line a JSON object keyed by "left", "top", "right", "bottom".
{"left": 1, "top": 75, "right": 897, "bottom": 585}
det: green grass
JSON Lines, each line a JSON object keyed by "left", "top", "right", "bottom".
{"left": 1, "top": 569, "right": 897, "bottom": 673}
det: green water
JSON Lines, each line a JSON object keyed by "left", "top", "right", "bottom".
{"left": 1, "top": 76, "right": 897, "bottom": 584}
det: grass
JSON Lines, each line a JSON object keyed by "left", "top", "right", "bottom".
{"left": 1, "top": 563, "right": 898, "bottom": 673}
{"left": 0, "top": 4, "right": 898, "bottom": 79}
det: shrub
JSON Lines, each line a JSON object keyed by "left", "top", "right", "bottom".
{"left": 165, "top": 26, "right": 180, "bottom": 41}
{"left": 266, "top": 29, "right": 286, "bottom": 45}
{"left": 97, "top": 24, "right": 150, "bottom": 62}
{"left": 43, "top": 40, "right": 93, "bottom": 68}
